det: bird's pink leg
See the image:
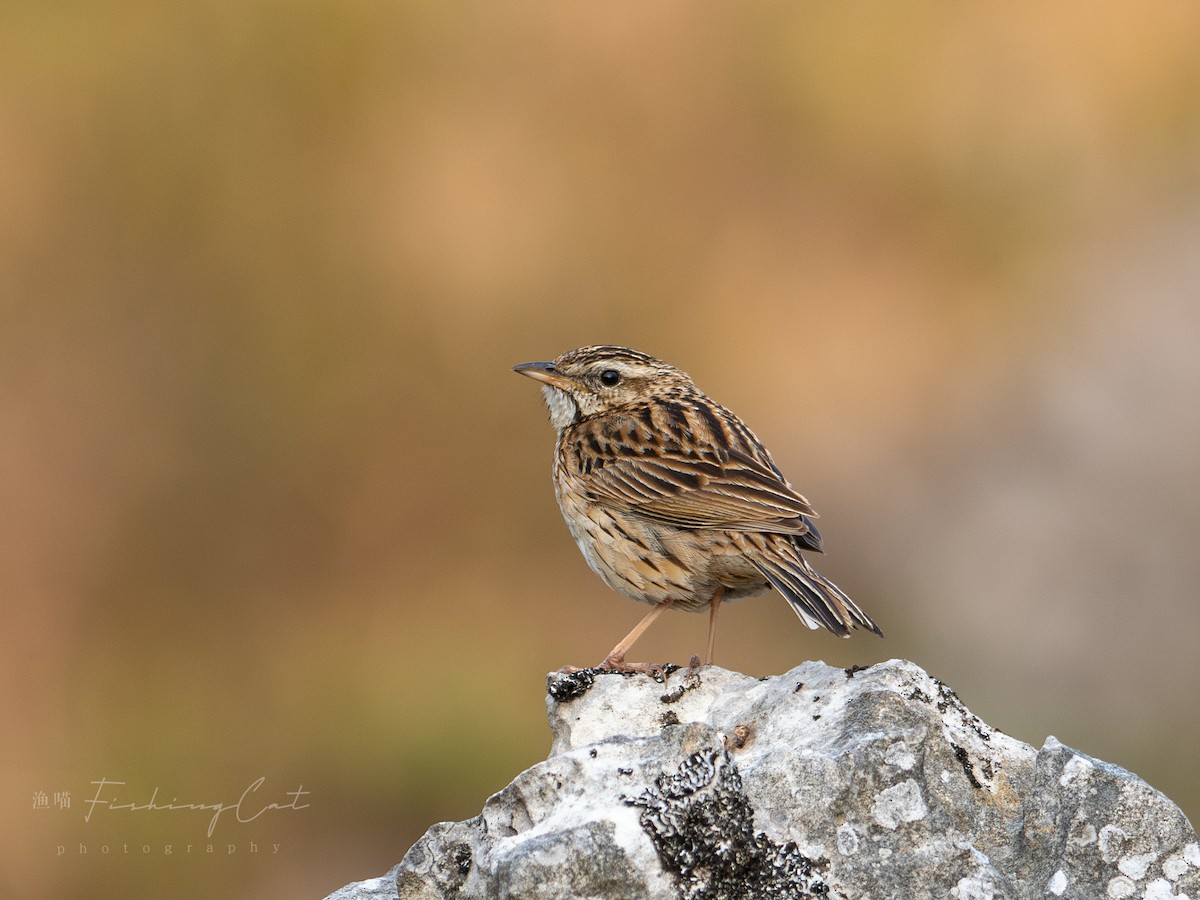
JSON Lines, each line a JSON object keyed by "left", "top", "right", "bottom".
{"left": 704, "top": 587, "right": 724, "bottom": 666}
{"left": 599, "top": 600, "right": 674, "bottom": 671}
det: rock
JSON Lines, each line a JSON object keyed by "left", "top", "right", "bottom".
{"left": 324, "top": 865, "right": 404, "bottom": 900}
{"left": 326, "top": 659, "right": 1200, "bottom": 900}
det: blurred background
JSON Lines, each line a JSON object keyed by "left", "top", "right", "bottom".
{"left": 3, "top": 2, "right": 1199, "bottom": 897}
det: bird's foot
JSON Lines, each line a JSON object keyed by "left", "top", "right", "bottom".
{"left": 596, "top": 655, "right": 673, "bottom": 680}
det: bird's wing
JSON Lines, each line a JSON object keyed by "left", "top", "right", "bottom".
{"left": 577, "top": 444, "right": 819, "bottom": 537}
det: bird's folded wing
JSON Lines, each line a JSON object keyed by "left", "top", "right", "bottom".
{"left": 582, "top": 448, "right": 818, "bottom": 535}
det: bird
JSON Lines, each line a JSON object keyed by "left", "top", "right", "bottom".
{"left": 513, "top": 345, "right": 881, "bottom": 672}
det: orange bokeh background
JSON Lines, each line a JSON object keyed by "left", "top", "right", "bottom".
{"left": 3, "top": 4, "right": 1199, "bottom": 898}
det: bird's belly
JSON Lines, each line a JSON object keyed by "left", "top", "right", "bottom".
{"left": 557, "top": 486, "right": 770, "bottom": 609}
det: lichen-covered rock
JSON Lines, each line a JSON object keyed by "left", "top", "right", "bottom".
{"left": 326, "top": 660, "right": 1200, "bottom": 900}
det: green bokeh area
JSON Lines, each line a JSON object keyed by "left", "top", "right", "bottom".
{"left": 4, "top": 3, "right": 1200, "bottom": 898}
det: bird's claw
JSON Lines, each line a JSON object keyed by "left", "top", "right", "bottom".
{"left": 596, "top": 656, "right": 673, "bottom": 681}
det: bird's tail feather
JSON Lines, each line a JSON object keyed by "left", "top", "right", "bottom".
{"left": 752, "top": 555, "right": 883, "bottom": 638}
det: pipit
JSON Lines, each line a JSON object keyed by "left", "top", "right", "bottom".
{"left": 514, "top": 345, "right": 881, "bottom": 671}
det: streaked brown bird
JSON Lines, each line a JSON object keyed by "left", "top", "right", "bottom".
{"left": 514, "top": 345, "right": 882, "bottom": 671}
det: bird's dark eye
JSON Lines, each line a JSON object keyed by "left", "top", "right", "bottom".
{"left": 599, "top": 369, "right": 621, "bottom": 387}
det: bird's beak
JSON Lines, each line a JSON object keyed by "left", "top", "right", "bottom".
{"left": 512, "top": 360, "right": 577, "bottom": 390}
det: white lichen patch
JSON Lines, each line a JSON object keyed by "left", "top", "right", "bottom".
{"left": 1106, "top": 875, "right": 1136, "bottom": 898}
{"left": 1070, "top": 820, "right": 1098, "bottom": 847}
{"left": 1164, "top": 854, "right": 1190, "bottom": 881}
{"left": 883, "top": 741, "right": 916, "bottom": 770}
{"left": 1185, "top": 843, "right": 1200, "bottom": 867}
{"left": 1047, "top": 869, "right": 1068, "bottom": 895}
{"left": 1060, "top": 754, "right": 1095, "bottom": 786}
{"left": 872, "top": 779, "right": 928, "bottom": 830}
{"left": 1117, "top": 850, "right": 1158, "bottom": 880}
{"left": 951, "top": 872, "right": 996, "bottom": 900}
{"left": 836, "top": 824, "right": 859, "bottom": 856}
{"left": 1144, "top": 877, "right": 1188, "bottom": 899}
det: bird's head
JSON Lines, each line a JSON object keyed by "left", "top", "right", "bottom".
{"left": 513, "top": 345, "right": 689, "bottom": 430}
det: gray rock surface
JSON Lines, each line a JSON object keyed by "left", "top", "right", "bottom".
{"left": 324, "top": 865, "right": 404, "bottom": 900}
{"left": 326, "top": 659, "right": 1200, "bottom": 899}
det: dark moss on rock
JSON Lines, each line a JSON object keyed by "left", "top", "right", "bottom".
{"left": 627, "top": 748, "right": 835, "bottom": 900}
